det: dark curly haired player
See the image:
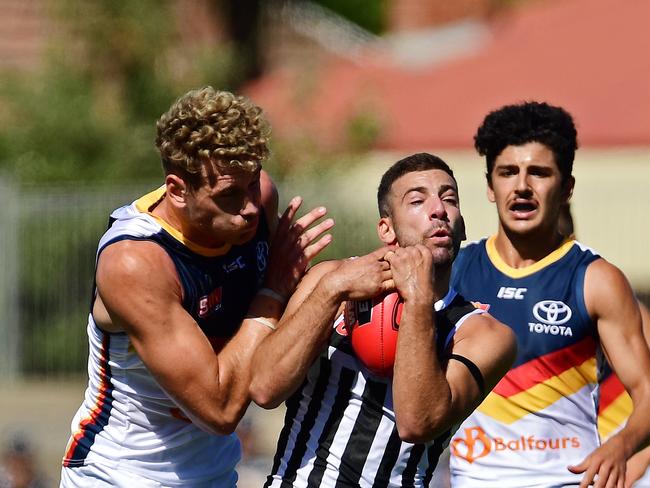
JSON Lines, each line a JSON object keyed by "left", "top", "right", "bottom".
{"left": 448, "top": 102, "right": 650, "bottom": 488}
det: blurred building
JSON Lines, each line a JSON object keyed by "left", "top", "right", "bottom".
{"left": 245, "top": 0, "right": 650, "bottom": 292}
{"left": 0, "top": 2, "right": 648, "bottom": 483}
{"left": 0, "top": 0, "right": 50, "bottom": 71}
{"left": 248, "top": 0, "right": 650, "bottom": 151}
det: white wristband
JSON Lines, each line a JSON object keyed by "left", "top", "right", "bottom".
{"left": 246, "top": 316, "right": 277, "bottom": 331}
{"left": 258, "top": 287, "right": 286, "bottom": 304}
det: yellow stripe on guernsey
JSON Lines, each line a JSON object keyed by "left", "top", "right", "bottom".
{"left": 486, "top": 236, "right": 575, "bottom": 278}
{"left": 478, "top": 357, "right": 597, "bottom": 424}
{"left": 598, "top": 394, "right": 632, "bottom": 439}
{"left": 135, "top": 186, "right": 232, "bottom": 257}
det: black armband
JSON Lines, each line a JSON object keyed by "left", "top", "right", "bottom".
{"left": 449, "top": 354, "right": 486, "bottom": 397}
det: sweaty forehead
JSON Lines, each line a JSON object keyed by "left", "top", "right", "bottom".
{"left": 391, "top": 169, "right": 458, "bottom": 196}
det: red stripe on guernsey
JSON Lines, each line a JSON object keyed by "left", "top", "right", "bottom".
{"left": 63, "top": 333, "right": 114, "bottom": 467}
{"left": 599, "top": 373, "right": 626, "bottom": 413}
{"left": 493, "top": 335, "right": 597, "bottom": 397}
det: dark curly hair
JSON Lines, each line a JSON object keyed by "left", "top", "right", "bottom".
{"left": 377, "top": 153, "right": 456, "bottom": 217}
{"left": 475, "top": 101, "right": 578, "bottom": 184}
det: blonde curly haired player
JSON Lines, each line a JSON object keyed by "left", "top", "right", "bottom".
{"left": 156, "top": 87, "right": 270, "bottom": 177}
{"left": 60, "top": 87, "right": 334, "bottom": 487}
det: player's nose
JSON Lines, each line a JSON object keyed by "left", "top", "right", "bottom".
{"left": 514, "top": 173, "right": 532, "bottom": 194}
{"left": 240, "top": 195, "right": 260, "bottom": 219}
{"left": 429, "top": 197, "right": 447, "bottom": 220}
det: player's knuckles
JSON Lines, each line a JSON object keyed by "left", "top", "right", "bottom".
{"left": 295, "top": 209, "right": 323, "bottom": 228}
{"left": 304, "top": 244, "right": 327, "bottom": 261}
{"left": 308, "top": 220, "right": 332, "bottom": 236}
{"left": 579, "top": 477, "right": 593, "bottom": 488}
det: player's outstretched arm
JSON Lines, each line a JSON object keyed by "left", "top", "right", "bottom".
{"left": 386, "top": 245, "right": 516, "bottom": 443}
{"left": 95, "top": 174, "right": 334, "bottom": 436}
{"left": 249, "top": 247, "right": 396, "bottom": 409}
{"left": 568, "top": 259, "right": 650, "bottom": 488}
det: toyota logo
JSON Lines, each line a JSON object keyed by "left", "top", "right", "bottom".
{"left": 532, "top": 300, "right": 572, "bottom": 325}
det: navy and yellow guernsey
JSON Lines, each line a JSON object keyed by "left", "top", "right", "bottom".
{"left": 61, "top": 187, "right": 270, "bottom": 487}
{"left": 448, "top": 236, "right": 603, "bottom": 488}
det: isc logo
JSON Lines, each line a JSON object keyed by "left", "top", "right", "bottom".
{"left": 497, "top": 287, "right": 527, "bottom": 300}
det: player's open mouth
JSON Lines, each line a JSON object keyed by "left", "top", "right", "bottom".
{"left": 430, "top": 228, "right": 450, "bottom": 237}
{"left": 427, "top": 228, "right": 452, "bottom": 245}
{"left": 509, "top": 201, "right": 537, "bottom": 218}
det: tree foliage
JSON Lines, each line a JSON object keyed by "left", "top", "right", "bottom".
{"left": 311, "top": 0, "right": 387, "bottom": 34}
{"left": 0, "top": 0, "right": 241, "bottom": 184}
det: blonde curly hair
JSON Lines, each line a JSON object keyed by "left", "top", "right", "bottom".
{"left": 155, "top": 87, "right": 270, "bottom": 183}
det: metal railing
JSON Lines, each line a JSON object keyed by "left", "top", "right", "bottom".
{"left": 0, "top": 179, "right": 155, "bottom": 380}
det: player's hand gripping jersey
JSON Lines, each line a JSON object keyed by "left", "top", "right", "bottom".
{"left": 449, "top": 237, "right": 602, "bottom": 488}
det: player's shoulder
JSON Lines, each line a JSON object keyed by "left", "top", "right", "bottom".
{"left": 584, "top": 257, "right": 631, "bottom": 295}
{"left": 585, "top": 255, "right": 625, "bottom": 280}
{"left": 98, "top": 239, "right": 177, "bottom": 288}
{"left": 458, "top": 311, "right": 517, "bottom": 356}
{"left": 582, "top": 256, "right": 639, "bottom": 322}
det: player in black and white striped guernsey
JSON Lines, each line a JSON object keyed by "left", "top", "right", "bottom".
{"left": 250, "top": 153, "right": 518, "bottom": 487}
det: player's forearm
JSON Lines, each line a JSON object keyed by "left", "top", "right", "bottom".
{"left": 393, "top": 299, "right": 452, "bottom": 442}
{"left": 616, "top": 397, "right": 650, "bottom": 457}
{"left": 249, "top": 278, "right": 342, "bottom": 408}
{"left": 182, "top": 293, "right": 284, "bottom": 433}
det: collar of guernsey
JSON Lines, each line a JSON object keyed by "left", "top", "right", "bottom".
{"left": 134, "top": 186, "right": 233, "bottom": 257}
{"left": 485, "top": 235, "right": 576, "bottom": 279}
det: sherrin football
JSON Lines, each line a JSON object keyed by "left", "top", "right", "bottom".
{"left": 345, "top": 292, "right": 404, "bottom": 377}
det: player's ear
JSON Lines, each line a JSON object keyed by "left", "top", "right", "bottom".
{"left": 459, "top": 215, "right": 467, "bottom": 242}
{"left": 377, "top": 216, "right": 397, "bottom": 245}
{"left": 165, "top": 174, "right": 188, "bottom": 207}
{"left": 486, "top": 183, "right": 496, "bottom": 203}
{"left": 485, "top": 172, "right": 496, "bottom": 203}
{"left": 562, "top": 175, "right": 575, "bottom": 203}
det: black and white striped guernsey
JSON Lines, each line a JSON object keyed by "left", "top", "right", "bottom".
{"left": 265, "top": 288, "right": 483, "bottom": 488}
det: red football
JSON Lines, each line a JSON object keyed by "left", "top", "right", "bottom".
{"left": 345, "top": 292, "right": 403, "bottom": 377}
